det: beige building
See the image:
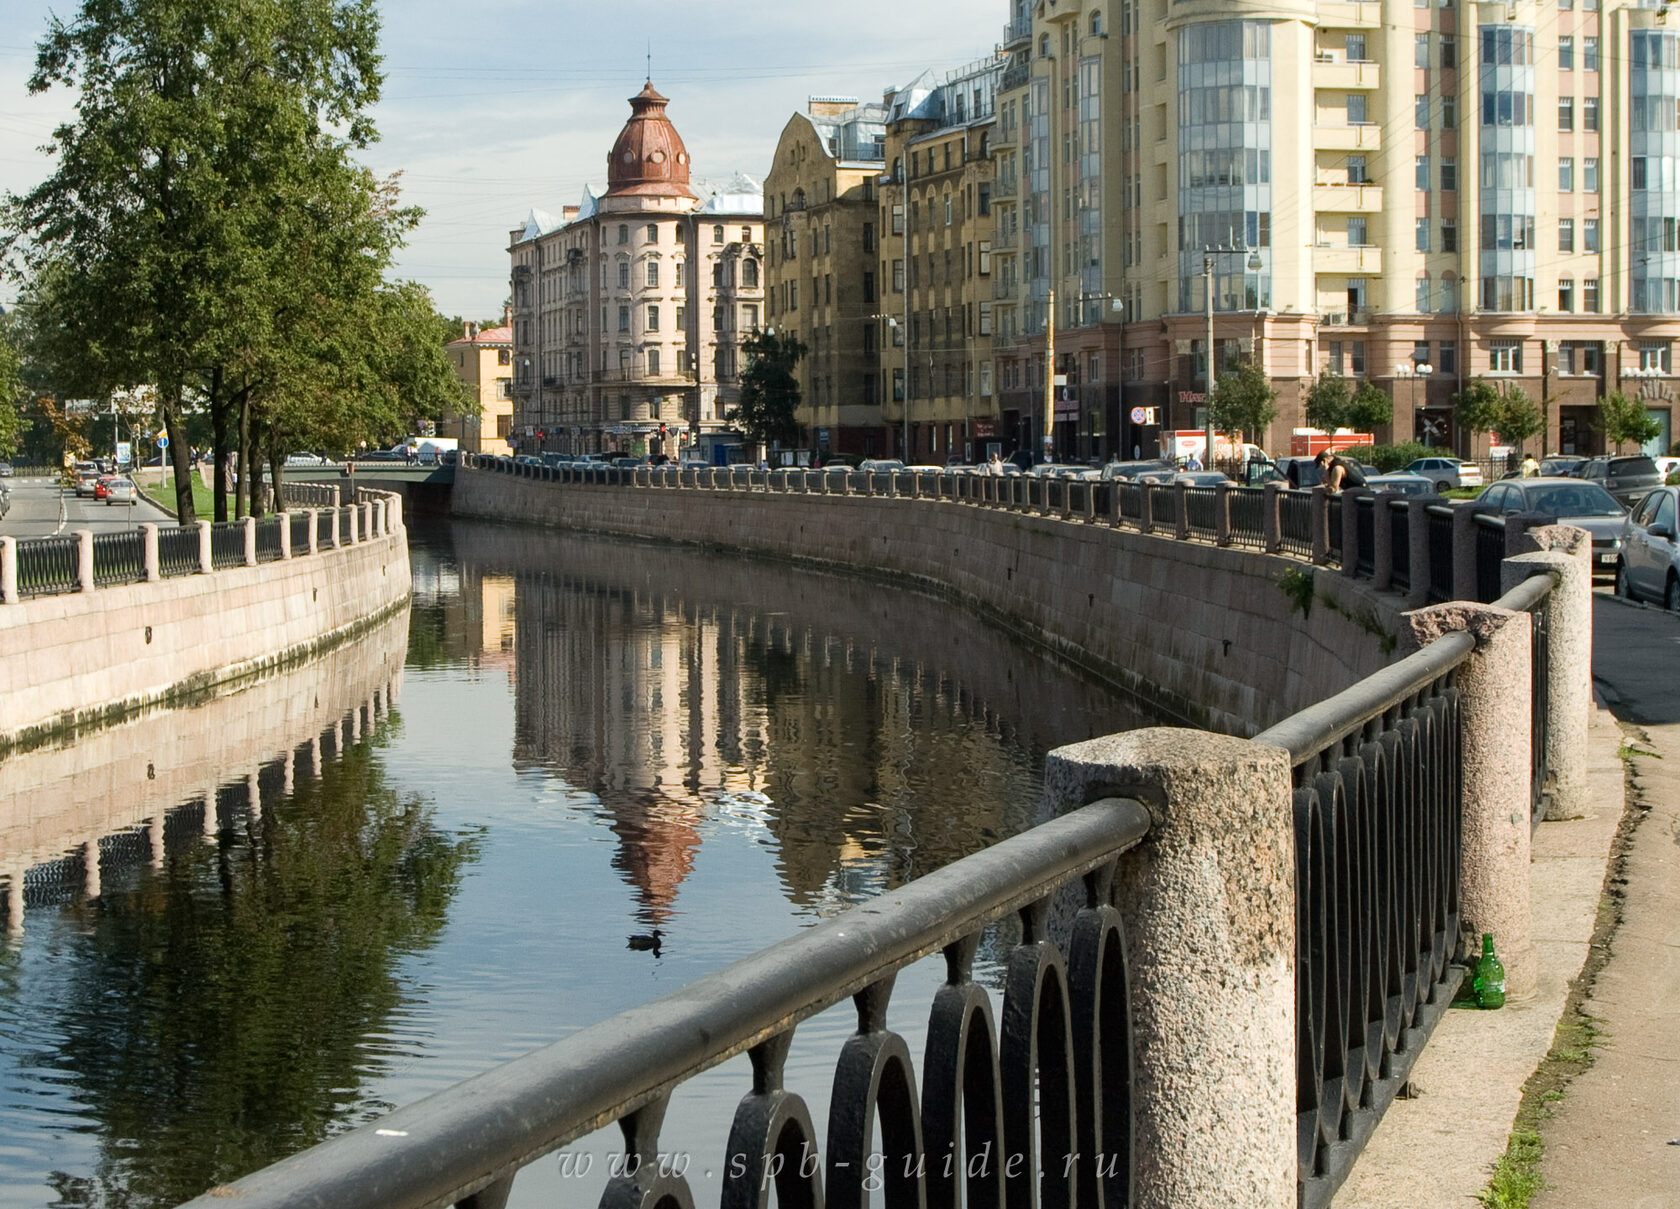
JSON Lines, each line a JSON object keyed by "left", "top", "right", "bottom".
{"left": 764, "top": 97, "right": 889, "bottom": 460}
{"left": 508, "top": 83, "right": 764, "bottom": 458}
{"left": 878, "top": 60, "right": 1005, "bottom": 465}
{"left": 990, "top": 0, "right": 1680, "bottom": 461}
{"left": 442, "top": 313, "right": 514, "bottom": 456}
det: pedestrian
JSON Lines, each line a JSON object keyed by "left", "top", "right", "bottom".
{"left": 1521, "top": 452, "right": 1540, "bottom": 477}
{"left": 1314, "top": 448, "right": 1366, "bottom": 494}
{"left": 987, "top": 451, "right": 1004, "bottom": 475}
{"left": 1185, "top": 450, "right": 1203, "bottom": 471}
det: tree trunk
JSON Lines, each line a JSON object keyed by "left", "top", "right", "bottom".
{"left": 235, "top": 390, "right": 252, "bottom": 519}
{"left": 268, "top": 425, "right": 285, "bottom": 513}
{"left": 210, "top": 367, "right": 229, "bottom": 522}
{"left": 161, "top": 384, "right": 195, "bottom": 524}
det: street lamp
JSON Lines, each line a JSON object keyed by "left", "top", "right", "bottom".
{"left": 1396, "top": 362, "right": 1433, "bottom": 445}
{"left": 869, "top": 313, "right": 909, "bottom": 460}
{"left": 1203, "top": 246, "right": 1265, "bottom": 466}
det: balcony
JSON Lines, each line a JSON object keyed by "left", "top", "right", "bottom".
{"left": 993, "top": 177, "right": 1018, "bottom": 200}
{"left": 1317, "top": 0, "right": 1381, "bottom": 26}
{"left": 1319, "top": 310, "right": 1373, "bottom": 327}
{"left": 1315, "top": 243, "right": 1384, "bottom": 275}
{"left": 1312, "top": 57, "right": 1380, "bottom": 91}
{"left": 1315, "top": 122, "right": 1382, "bottom": 152}
{"left": 1313, "top": 182, "right": 1384, "bottom": 213}
{"left": 1002, "top": 16, "right": 1031, "bottom": 48}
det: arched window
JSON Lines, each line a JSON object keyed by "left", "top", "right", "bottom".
{"left": 617, "top": 224, "right": 629, "bottom": 245}
{"left": 1091, "top": 10, "right": 1103, "bottom": 36}
{"left": 645, "top": 223, "right": 658, "bottom": 243}
{"left": 741, "top": 226, "right": 752, "bottom": 243}
{"left": 712, "top": 225, "right": 724, "bottom": 244}
{"left": 743, "top": 259, "right": 759, "bottom": 287}
{"left": 1415, "top": 274, "right": 1432, "bottom": 314}
{"left": 1440, "top": 273, "right": 1458, "bottom": 314}
{"left": 1040, "top": 33, "right": 1051, "bottom": 58}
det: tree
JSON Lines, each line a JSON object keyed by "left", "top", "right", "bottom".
{"left": 1303, "top": 371, "right": 1352, "bottom": 432}
{"left": 727, "top": 330, "right": 807, "bottom": 455}
{"left": 1452, "top": 378, "right": 1503, "bottom": 438}
{"left": 1598, "top": 390, "right": 1662, "bottom": 453}
{"left": 1455, "top": 378, "right": 1543, "bottom": 454}
{"left": 1206, "top": 359, "right": 1277, "bottom": 441}
{"left": 0, "top": 322, "right": 21, "bottom": 460}
{"left": 2, "top": 0, "right": 390, "bottom": 522}
{"left": 1344, "top": 381, "right": 1395, "bottom": 433}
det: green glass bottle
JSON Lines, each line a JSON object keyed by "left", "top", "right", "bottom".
{"left": 1472, "top": 933, "right": 1506, "bottom": 1009}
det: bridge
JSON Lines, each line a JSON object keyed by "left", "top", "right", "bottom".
{"left": 164, "top": 458, "right": 1591, "bottom": 1209}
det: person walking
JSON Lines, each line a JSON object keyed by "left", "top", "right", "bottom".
{"left": 1521, "top": 452, "right": 1541, "bottom": 477}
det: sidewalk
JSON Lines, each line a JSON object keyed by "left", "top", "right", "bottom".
{"left": 1338, "top": 700, "right": 1626, "bottom": 1209}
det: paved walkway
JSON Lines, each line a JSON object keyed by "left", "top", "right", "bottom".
{"left": 1343, "top": 593, "right": 1680, "bottom": 1207}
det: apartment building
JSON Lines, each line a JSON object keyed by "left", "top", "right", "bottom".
{"left": 507, "top": 83, "right": 764, "bottom": 458}
{"left": 877, "top": 59, "right": 1006, "bottom": 465}
{"left": 442, "top": 313, "right": 514, "bottom": 456}
{"left": 994, "top": 0, "right": 1680, "bottom": 460}
{"left": 763, "top": 97, "right": 889, "bottom": 460}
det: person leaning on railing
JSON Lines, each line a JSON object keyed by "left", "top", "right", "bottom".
{"left": 1315, "top": 449, "right": 1366, "bottom": 494}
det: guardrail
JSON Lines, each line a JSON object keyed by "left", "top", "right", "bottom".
{"left": 0, "top": 484, "right": 399, "bottom": 605}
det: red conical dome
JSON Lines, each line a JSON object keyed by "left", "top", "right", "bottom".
{"left": 605, "top": 81, "right": 695, "bottom": 199}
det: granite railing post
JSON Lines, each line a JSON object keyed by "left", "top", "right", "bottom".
{"left": 76, "top": 529, "right": 95, "bottom": 593}
{"left": 0, "top": 537, "right": 17, "bottom": 604}
{"left": 1262, "top": 482, "right": 1283, "bottom": 553}
{"left": 197, "top": 521, "right": 213, "bottom": 572}
{"left": 1370, "top": 493, "right": 1396, "bottom": 590}
{"left": 1340, "top": 489, "right": 1365, "bottom": 578}
{"left": 361, "top": 501, "right": 373, "bottom": 540}
{"left": 1214, "top": 481, "right": 1233, "bottom": 547}
{"left": 1044, "top": 729, "right": 1296, "bottom": 1209}
{"left": 388, "top": 493, "right": 403, "bottom": 533}
{"left": 329, "top": 507, "right": 341, "bottom": 549}
{"left": 241, "top": 516, "right": 257, "bottom": 566}
{"left": 348, "top": 503, "right": 361, "bottom": 544}
{"left": 306, "top": 510, "right": 319, "bottom": 555}
{"left": 1400, "top": 601, "right": 1537, "bottom": 999}
{"left": 1310, "top": 486, "right": 1331, "bottom": 565}
{"left": 141, "top": 523, "right": 161, "bottom": 581}
{"left": 1503, "top": 526, "right": 1594, "bottom": 820}
{"left": 1451, "top": 504, "right": 1481, "bottom": 601}
{"left": 278, "top": 513, "right": 292, "bottom": 560}
{"left": 1406, "top": 498, "right": 1436, "bottom": 606}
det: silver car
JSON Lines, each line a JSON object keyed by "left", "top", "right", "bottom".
{"left": 1617, "top": 486, "right": 1680, "bottom": 609}
{"left": 1474, "top": 477, "right": 1627, "bottom": 577}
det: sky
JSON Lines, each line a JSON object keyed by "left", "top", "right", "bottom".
{"left": 0, "top": 0, "right": 999, "bottom": 321}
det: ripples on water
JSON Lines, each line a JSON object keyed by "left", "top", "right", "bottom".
{"left": 0, "top": 519, "right": 1160, "bottom": 1207}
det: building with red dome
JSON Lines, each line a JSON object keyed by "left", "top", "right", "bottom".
{"left": 508, "top": 83, "right": 764, "bottom": 459}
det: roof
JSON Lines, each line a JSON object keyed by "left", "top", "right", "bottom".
{"left": 695, "top": 173, "right": 764, "bottom": 216}
{"left": 446, "top": 325, "right": 512, "bottom": 348}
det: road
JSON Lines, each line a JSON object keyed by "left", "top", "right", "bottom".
{"left": 0, "top": 474, "right": 176, "bottom": 538}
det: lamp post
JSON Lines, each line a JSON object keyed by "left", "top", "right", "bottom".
{"left": 1396, "top": 361, "right": 1433, "bottom": 445}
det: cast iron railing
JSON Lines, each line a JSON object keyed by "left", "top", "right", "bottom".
{"left": 1426, "top": 506, "right": 1454, "bottom": 603}
{"left": 159, "top": 526, "right": 201, "bottom": 578}
{"left": 16, "top": 535, "right": 78, "bottom": 597}
{"left": 1152, "top": 483, "right": 1179, "bottom": 531}
{"left": 255, "top": 516, "right": 285, "bottom": 563}
{"left": 1327, "top": 496, "right": 1344, "bottom": 567}
{"left": 91, "top": 530, "right": 146, "bottom": 587}
{"left": 1354, "top": 497, "right": 1376, "bottom": 578}
{"left": 316, "top": 509, "right": 336, "bottom": 549}
{"left": 209, "top": 521, "right": 246, "bottom": 570}
{"left": 1474, "top": 514, "right": 1505, "bottom": 604}
{"left": 1389, "top": 501, "right": 1411, "bottom": 594}
{"left": 1184, "top": 486, "right": 1218, "bottom": 540}
{"left": 1279, "top": 491, "right": 1314, "bottom": 559}
{"left": 289, "top": 511, "right": 312, "bottom": 555}
{"left": 179, "top": 796, "right": 1151, "bottom": 1209}
{"left": 1255, "top": 628, "right": 1474, "bottom": 1209}
{"left": 1231, "top": 486, "right": 1266, "bottom": 548}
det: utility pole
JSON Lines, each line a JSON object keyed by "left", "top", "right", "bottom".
{"left": 1203, "top": 256, "right": 1216, "bottom": 468}
{"left": 1044, "top": 288, "right": 1056, "bottom": 465}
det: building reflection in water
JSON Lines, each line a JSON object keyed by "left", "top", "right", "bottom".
{"left": 432, "top": 520, "right": 1160, "bottom": 932}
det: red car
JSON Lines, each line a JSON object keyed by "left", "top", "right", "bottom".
{"left": 92, "top": 475, "right": 118, "bottom": 500}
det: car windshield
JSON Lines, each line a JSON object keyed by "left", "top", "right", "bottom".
{"left": 1522, "top": 484, "right": 1624, "bottom": 516}
{"left": 1609, "top": 457, "right": 1659, "bottom": 476}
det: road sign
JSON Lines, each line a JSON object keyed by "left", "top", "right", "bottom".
{"left": 157, "top": 433, "right": 169, "bottom": 447}
{"left": 1130, "top": 407, "right": 1147, "bottom": 424}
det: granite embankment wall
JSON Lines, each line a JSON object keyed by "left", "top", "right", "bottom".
{"left": 0, "top": 510, "right": 411, "bottom": 753}
{"left": 452, "top": 468, "right": 1397, "bottom": 733}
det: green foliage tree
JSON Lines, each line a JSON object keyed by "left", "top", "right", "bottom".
{"left": 2, "top": 0, "right": 393, "bottom": 522}
{"left": 1206, "top": 359, "right": 1278, "bottom": 441}
{"left": 1452, "top": 378, "right": 1504, "bottom": 438}
{"left": 1454, "top": 378, "right": 1545, "bottom": 457}
{"left": 1303, "top": 371, "right": 1352, "bottom": 432}
{"left": 727, "top": 329, "right": 807, "bottom": 454}
{"left": 1597, "top": 390, "right": 1662, "bottom": 453}
{"left": 0, "top": 321, "right": 21, "bottom": 460}
{"left": 1344, "top": 381, "right": 1396, "bottom": 433}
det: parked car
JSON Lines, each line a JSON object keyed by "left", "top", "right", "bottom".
{"left": 284, "top": 452, "right": 326, "bottom": 465}
{"left": 1579, "top": 454, "right": 1663, "bottom": 507}
{"left": 104, "top": 478, "right": 139, "bottom": 506}
{"left": 0, "top": 483, "right": 9, "bottom": 518}
{"left": 1617, "top": 486, "right": 1680, "bottom": 608}
{"left": 1540, "top": 456, "right": 1588, "bottom": 478}
{"left": 1137, "top": 469, "right": 1233, "bottom": 488}
{"left": 1028, "top": 462, "right": 1095, "bottom": 478}
{"left": 1474, "top": 477, "right": 1628, "bottom": 577}
{"left": 0, "top": 461, "right": 12, "bottom": 477}
{"left": 1364, "top": 473, "right": 1435, "bottom": 497}
{"left": 1405, "top": 456, "right": 1484, "bottom": 491}
{"left": 1098, "top": 459, "right": 1175, "bottom": 482}
{"left": 857, "top": 459, "right": 906, "bottom": 472}
{"left": 1651, "top": 455, "right": 1680, "bottom": 481}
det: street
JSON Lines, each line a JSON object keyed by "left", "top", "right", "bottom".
{"left": 0, "top": 474, "right": 176, "bottom": 538}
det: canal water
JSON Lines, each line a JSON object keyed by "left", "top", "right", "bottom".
{"left": 0, "top": 519, "right": 1162, "bottom": 1208}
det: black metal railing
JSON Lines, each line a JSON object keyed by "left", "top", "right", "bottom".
{"left": 1184, "top": 486, "right": 1218, "bottom": 540}
{"left": 254, "top": 516, "right": 284, "bottom": 563}
{"left": 316, "top": 509, "right": 335, "bottom": 549}
{"left": 1279, "top": 491, "right": 1314, "bottom": 559}
{"left": 1327, "top": 496, "right": 1344, "bottom": 567}
{"left": 158, "top": 525, "right": 200, "bottom": 578}
{"left": 179, "top": 797, "right": 1151, "bottom": 1209}
{"left": 210, "top": 521, "right": 246, "bottom": 570}
{"left": 1152, "top": 483, "right": 1180, "bottom": 530}
{"left": 289, "top": 511, "right": 312, "bottom": 555}
{"left": 1473, "top": 514, "right": 1506, "bottom": 604}
{"left": 1230, "top": 486, "right": 1266, "bottom": 549}
{"left": 1426, "top": 506, "right": 1455, "bottom": 603}
{"left": 1389, "top": 501, "right": 1411, "bottom": 594}
{"left": 17, "top": 535, "right": 78, "bottom": 597}
{"left": 1118, "top": 481, "right": 1144, "bottom": 525}
{"left": 1354, "top": 497, "right": 1376, "bottom": 578}
{"left": 1255, "top": 629, "right": 1474, "bottom": 1209}
{"left": 91, "top": 530, "right": 146, "bottom": 587}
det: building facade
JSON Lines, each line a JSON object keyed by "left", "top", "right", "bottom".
{"left": 508, "top": 84, "right": 764, "bottom": 458}
{"left": 764, "top": 97, "right": 889, "bottom": 461}
{"left": 443, "top": 313, "right": 515, "bottom": 456}
{"left": 991, "top": 0, "right": 1680, "bottom": 461}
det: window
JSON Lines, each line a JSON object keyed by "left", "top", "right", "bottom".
{"left": 788, "top": 281, "right": 798, "bottom": 309}
{"left": 1584, "top": 218, "right": 1599, "bottom": 252}
{"left": 1442, "top": 158, "right": 1457, "bottom": 191}
{"left": 1559, "top": 36, "right": 1574, "bottom": 70}
{"left": 1346, "top": 34, "right": 1366, "bottom": 61}
{"left": 1348, "top": 217, "right": 1368, "bottom": 246}
{"left": 1441, "top": 275, "right": 1458, "bottom": 311}
{"left": 892, "top": 258, "right": 904, "bottom": 292}
{"left": 617, "top": 224, "right": 629, "bottom": 245}
{"left": 1584, "top": 157, "right": 1599, "bottom": 192}
{"left": 1584, "top": 97, "right": 1598, "bottom": 132}
{"left": 646, "top": 261, "right": 659, "bottom": 288}
{"left": 1560, "top": 219, "right": 1574, "bottom": 252}
{"left": 891, "top": 204, "right": 904, "bottom": 235}
{"left": 1415, "top": 33, "right": 1430, "bottom": 68}
{"left": 1416, "top": 155, "right": 1430, "bottom": 190}
{"left": 1442, "top": 36, "right": 1456, "bottom": 68}
{"left": 645, "top": 224, "right": 658, "bottom": 243}
{"left": 1350, "top": 341, "right": 1366, "bottom": 376}
{"left": 743, "top": 259, "right": 759, "bottom": 287}
{"left": 1559, "top": 157, "right": 1574, "bottom": 191}
{"left": 647, "top": 348, "right": 661, "bottom": 376}
{"left": 1584, "top": 37, "right": 1599, "bottom": 72}
{"left": 1347, "top": 94, "right": 1368, "bottom": 124}
{"left": 675, "top": 304, "right": 686, "bottom": 327}
{"left": 645, "top": 305, "right": 659, "bottom": 331}
{"left": 1417, "top": 275, "right": 1432, "bottom": 312}
{"left": 1489, "top": 339, "right": 1523, "bottom": 373}
{"left": 1640, "top": 340, "right": 1672, "bottom": 373}
{"left": 1559, "top": 98, "right": 1574, "bottom": 131}
{"left": 744, "top": 303, "right": 758, "bottom": 329}
{"left": 674, "top": 261, "right": 685, "bottom": 288}
{"left": 1414, "top": 341, "right": 1432, "bottom": 365}
{"left": 1584, "top": 278, "right": 1600, "bottom": 312}
{"left": 712, "top": 225, "right": 724, "bottom": 243}
{"left": 863, "top": 222, "right": 876, "bottom": 253}
{"left": 618, "top": 260, "right": 631, "bottom": 288}
{"left": 979, "top": 240, "right": 992, "bottom": 275}
{"left": 1635, "top": 157, "right": 1648, "bottom": 190}
{"left": 1347, "top": 154, "right": 1368, "bottom": 184}
{"left": 979, "top": 301, "right": 993, "bottom": 335}
{"left": 1439, "top": 341, "right": 1457, "bottom": 375}
{"left": 741, "top": 226, "right": 752, "bottom": 243}
{"left": 1417, "top": 95, "right": 1431, "bottom": 129}
{"left": 617, "top": 305, "right": 630, "bottom": 331}
{"left": 1417, "top": 218, "right": 1431, "bottom": 252}
{"left": 1442, "top": 218, "right": 1457, "bottom": 252}
{"left": 944, "top": 195, "right": 953, "bottom": 226}
{"left": 1442, "top": 96, "right": 1456, "bottom": 129}
{"left": 1559, "top": 278, "right": 1575, "bottom": 312}
{"left": 863, "top": 270, "right": 876, "bottom": 303}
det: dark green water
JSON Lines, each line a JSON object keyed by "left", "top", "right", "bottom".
{"left": 0, "top": 519, "right": 1158, "bottom": 1207}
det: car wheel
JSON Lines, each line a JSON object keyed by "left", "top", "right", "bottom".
{"left": 1667, "top": 575, "right": 1680, "bottom": 613}
{"left": 1436, "top": 480, "right": 1452, "bottom": 492}
{"left": 1616, "top": 562, "right": 1635, "bottom": 601}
